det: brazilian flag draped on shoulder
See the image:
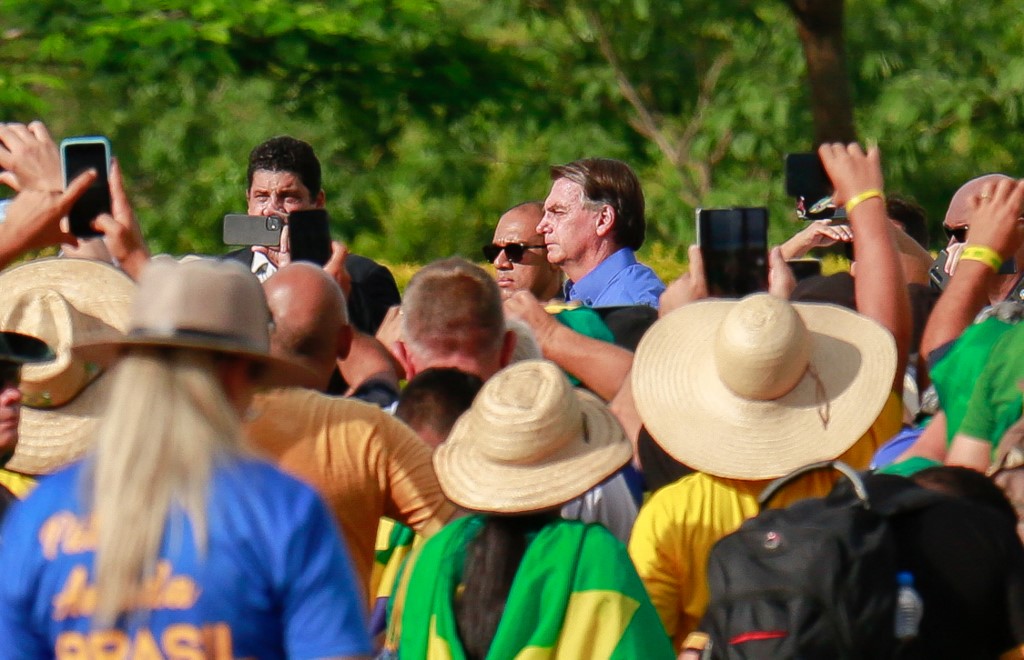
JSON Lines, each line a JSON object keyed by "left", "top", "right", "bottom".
{"left": 399, "top": 515, "right": 674, "bottom": 659}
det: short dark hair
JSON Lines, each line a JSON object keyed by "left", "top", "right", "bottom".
{"left": 886, "top": 194, "right": 928, "bottom": 248}
{"left": 246, "top": 136, "right": 322, "bottom": 196}
{"left": 396, "top": 367, "right": 483, "bottom": 440}
{"left": 550, "top": 158, "right": 646, "bottom": 250}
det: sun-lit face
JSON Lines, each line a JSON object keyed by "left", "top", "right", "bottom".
{"left": 246, "top": 170, "right": 320, "bottom": 217}
{"left": 537, "top": 178, "right": 602, "bottom": 272}
{"left": 490, "top": 208, "right": 561, "bottom": 301}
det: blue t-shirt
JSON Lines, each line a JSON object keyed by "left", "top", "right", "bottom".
{"left": 0, "top": 458, "right": 371, "bottom": 659}
{"left": 564, "top": 248, "right": 665, "bottom": 308}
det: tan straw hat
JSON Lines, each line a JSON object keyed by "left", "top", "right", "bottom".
{"left": 73, "top": 257, "right": 317, "bottom": 389}
{"left": 0, "top": 258, "right": 133, "bottom": 475}
{"left": 632, "top": 293, "right": 896, "bottom": 480}
{"left": 434, "top": 359, "right": 632, "bottom": 513}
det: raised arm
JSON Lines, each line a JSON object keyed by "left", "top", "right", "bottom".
{"left": 819, "top": 143, "right": 911, "bottom": 395}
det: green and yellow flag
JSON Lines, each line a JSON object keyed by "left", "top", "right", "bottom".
{"left": 399, "top": 515, "right": 674, "bottom": 659}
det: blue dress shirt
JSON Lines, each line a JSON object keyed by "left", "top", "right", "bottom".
{"left": 564, "top": 248, "right": 666, "bottom": 308}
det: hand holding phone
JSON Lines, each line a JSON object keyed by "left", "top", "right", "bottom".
{"left": 697, "top": 207, "right": 769, "bottom": 298}
{"left": 60, "top": 136, "right": 111, "bottom": 238}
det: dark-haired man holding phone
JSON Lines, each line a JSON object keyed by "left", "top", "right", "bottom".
{"left": 226, "top": 136, "right": 401, "bottom": 335}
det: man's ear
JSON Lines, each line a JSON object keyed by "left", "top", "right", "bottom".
{"left": 595, "top": 204, "right": 616, "bottom": 238}
{"left": 499, "top": 329, "right": 518, "bottom": 368}
{"left": 395, "top": 340, "right": 418, "bottom": 379}
{"left": 315, "top": 190, "right": 326, "bottom": 208}
{"left": 335, "top": 324, "right": 353, "bottom": 361}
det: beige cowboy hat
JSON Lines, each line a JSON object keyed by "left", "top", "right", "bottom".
{"left": 434, "top": 359, "right": 632, "bottom": 513}
{"left": 0, "top": 258, "right": 133, "bottom": 475}
{"left": 74, "top": 256, "right": 318, "bottom": 389}
{"left": 632, "top": 293, "right": 896, "bottom": 480}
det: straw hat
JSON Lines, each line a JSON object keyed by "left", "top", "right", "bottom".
{"left": 0, "top": 258, "right": 133, "bottom": 475}
{"left": 434, "top": 359, "right": 632, "bottom": 513}
{"left": 74, "top": 257, "right": 317, "bottom": 389}
{"left": 632, "top": 293, "right": 896, "bottom": 480}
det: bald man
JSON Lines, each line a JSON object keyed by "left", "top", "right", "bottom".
{"left": 245, "top": 263, "right": 454, "bottom": 599}
{"left": 487, "top": 202, "right": 562, "bottom": 303}
{"left": 901, "top": 175, "right": 1024, "bottom": 469}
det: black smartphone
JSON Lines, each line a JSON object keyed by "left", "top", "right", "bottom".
{"left": 288, "top": 209, "right": 332, "bottom": 266}
{"left": 697, "top": 207, "right": 769, "bottom": 297}
{"left": 787, "top": 258, "right": 823, "bottom": 282}
{"left": 60, "top": 137, "right": 111, "bottom": 238}
{"left": 223, "top": 214, "right": 283, "bottom": 246}
{"left": 785, "top": 153, "right": 831, "bottom": 201}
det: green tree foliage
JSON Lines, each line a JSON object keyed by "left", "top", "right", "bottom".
{"left": 2, "top": 0, "right": 1023, "bottom": 262}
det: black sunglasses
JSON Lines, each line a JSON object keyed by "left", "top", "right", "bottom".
{"left": 944, "top": 225, "right": 968, "bottom": 243}
{"left": 482, "top": 242, "right": 547, "bottom": 263}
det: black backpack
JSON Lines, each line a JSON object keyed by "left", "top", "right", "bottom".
{"left": 699, "top": 461, "right": 941, "bottom": 659}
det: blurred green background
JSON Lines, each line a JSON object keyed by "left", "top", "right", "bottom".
{"left": 3, "top": 0, "right": 1022, "bottom": 274}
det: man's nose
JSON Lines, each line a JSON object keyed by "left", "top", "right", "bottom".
{"left": 494, "top": 249, "right": 513, "bottom": 269}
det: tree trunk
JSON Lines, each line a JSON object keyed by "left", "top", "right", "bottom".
{"left": 786, "top": 0, "right": 858, "bottom": 145}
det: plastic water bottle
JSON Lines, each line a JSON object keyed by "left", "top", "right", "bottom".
{"left": 894, "top": 571, "right": 923, "bottom": 640}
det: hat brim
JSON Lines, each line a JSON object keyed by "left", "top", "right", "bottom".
{"left": 72, "top": 334, "right": 320, "bottom": 390}
{"left": 434, "top": 389, "right": 633, "bottom": 513}
{"left": 632, "top": 299, "right": 896, "bottom": 480}
{"left": 8, "top": 370, "right": 115, "bottom": 475}
{"left": 0, "top": 331, "right": 54, "bottom": 364}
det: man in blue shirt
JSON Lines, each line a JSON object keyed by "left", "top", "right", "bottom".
{"left": 537, "top": 158, "right": 665, "bottom": 308}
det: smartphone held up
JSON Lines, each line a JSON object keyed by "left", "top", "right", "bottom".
{"left": 222, "top": 208, "right": 333, "bottom": 267}
{"left": 60, "top": 136, "right": 112, "bottom": 238}
{"left": 697, "top": 207, "right": 769, "bottom": 298}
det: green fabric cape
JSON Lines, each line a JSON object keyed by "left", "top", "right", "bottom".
{"left": 399, "top": 515, "right": 674, "bottom": 659}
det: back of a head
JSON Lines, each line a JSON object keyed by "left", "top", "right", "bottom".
{"left": 246, "top": 136, "right": 322, "bottom": 195}
{"left": 550, "top": 158, "right": 645, "bottom": 251}
{"left": 396, "top": 367, "right": 483, "bottom": 447}
{"left": 886, "top": 195, "right": 929, "bottom": 248}
{"left": 912, "top": 465, "right": 1017, "bottom": 525}
{"left": 401, "top": 257, "right": 505, "bottom": 373}
{"left": 263, "top": 262, "right": 348, "bottom": 380}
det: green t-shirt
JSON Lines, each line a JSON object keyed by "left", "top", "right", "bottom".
{"left": 930, "top": 309, "right": 1019, "bottom": 443}
{"left": 958, "top": 323, "right": 1024, "bottom": 449}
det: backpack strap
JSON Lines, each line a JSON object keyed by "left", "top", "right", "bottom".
{"left": 758, "top": 460, "right": 870, "bottom": 511}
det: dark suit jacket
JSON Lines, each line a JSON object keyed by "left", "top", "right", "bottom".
{"left": 224, "top": 248, "right": 401, "bottom": 335}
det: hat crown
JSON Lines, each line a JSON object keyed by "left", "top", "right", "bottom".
{"left": 131, "top": 258, "right": 270, "bottom": 352}
{"left": 472, "top": 360, "right": 582, "bottom": 465}
{"left": 714, "top": 294, "right": 811, "bottom": 401}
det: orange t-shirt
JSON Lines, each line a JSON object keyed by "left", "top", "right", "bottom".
{"left": 244, "top": 389, "right": 455, "bottom": 598}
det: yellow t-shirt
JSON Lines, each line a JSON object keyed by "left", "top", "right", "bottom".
{"left": 0, "top": 469, "right": 37, "bottom": 498}
{"left": 627, "top": 392, "right": 902, "bottom": 650}
{"left": 244, "top": 389, "right": 455, "bottom": 600}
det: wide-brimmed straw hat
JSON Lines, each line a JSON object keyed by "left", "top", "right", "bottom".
{"left": 74, "top": 257, "right": 317, "bottom": 389}
{"left": 0, "top": 258, "right": 133, "bottom": 475}
{"left": 434, "top": 359, "right": 632, "bottom": 513}
{"left": 632, "top": 293, "right": 896, "bottom": 480}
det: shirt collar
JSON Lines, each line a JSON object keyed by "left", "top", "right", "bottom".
{"left": 564, "top": 248, "right": 638, "bottom": 305}
{"left": 251, "top": 251, "right": 276, "bottom": 283}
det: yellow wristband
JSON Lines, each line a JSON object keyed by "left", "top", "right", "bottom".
{"left": 960, "top": 245, "right": 1003, "bottom": 272}
{"left": 844, "top": 189, "right": 885, "bottom": 215}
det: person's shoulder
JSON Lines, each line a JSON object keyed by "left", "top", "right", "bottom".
{"left": 346, "top": 253, "right": 395, "bottom": 280}
{"left": 221, "top": 247, "right": 254, "bottom": 266}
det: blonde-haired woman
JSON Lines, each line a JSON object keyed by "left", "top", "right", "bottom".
{"left": 0, "top": 258, "right": 371, "bottom": 659}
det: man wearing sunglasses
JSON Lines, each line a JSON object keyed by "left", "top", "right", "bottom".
{"left": 484, "top": 202, "right": 562, "bottom": 303}
{"left": 0, "top": 331, "right": 52, "bottom": 520}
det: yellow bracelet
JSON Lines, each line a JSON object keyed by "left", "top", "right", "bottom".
{"left": 844, "top": 189, "right": 885, "bottom": 215}
{"left": 961, "top": 245, "right": 1003, "bottom": 272}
